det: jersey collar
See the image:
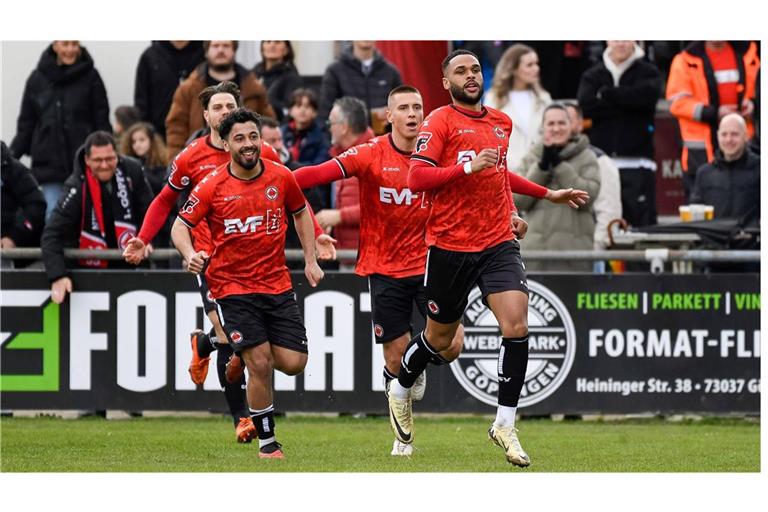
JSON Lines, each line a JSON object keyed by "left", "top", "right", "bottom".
{"left": 450, "top": 103, "right": 488, "bottom": 118}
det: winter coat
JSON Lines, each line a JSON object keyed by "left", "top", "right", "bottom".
{"left": 484, "top": 88, "right": 552, "bottom": 172}
{"left": 41, "top": 146, "right": 154, "bottom": 282}
{"left": 578, "top": 49, "right": 662, "bottom": 160}
{"left": 319, "top": 50, "right": 402, "bottom": 120}
{"left": 134, "top": 41, "right": 205, "bottom": 139}
{"left": 253, "top": 60, "right": 302, "bottom": 122}
{"left": 165, "top": 62, "right": 276, "bottom": 158}
{"left": 11, "top": 44, "right": 111, "bottom": 185}
{"left": 690, "top": 149, "right": 760, "bottom": 219}
{"left": 589, "top": 145, "right": 622, "bottom": 250}
{"left": 514, "top": 135, "right": 601, "bottom": 271}
{"left": 1, "top": 141, "right": 46, "bottom": 247}
{"left": 666, "top": 41, "right": 759, "bottom": 172}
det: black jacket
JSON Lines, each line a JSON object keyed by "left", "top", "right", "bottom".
{"left": 1, "top": 141, "right": 46, "bottom": 247}
{"left": 134, "top": 41, "right": 205, "bottom": 138}
{"left": 691, "top": 149, "right": 760, "bottom": 220}
{"left": 11, "top": 44, "right": 111, "bottom": 185}
{"left": 577, "top": 56, "right": 662, "bottom": 159}
{"left": 319, "top": 50, "right": 402, "bottom": 119}
{"left": 253, "top": 60, "right": 302, "bottom": 122}
{"left": 41, "top": 146, "right": 154, "bottom": 282}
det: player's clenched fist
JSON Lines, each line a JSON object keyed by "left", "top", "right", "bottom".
{"left": 186, "top": 251, "right": 209, "bottom": 274}
{"left": 470, "top": 148, "right": 499, "bottom": 173}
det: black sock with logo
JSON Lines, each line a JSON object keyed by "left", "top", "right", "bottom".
{"left": 251, "top": 405, "right": 276, "bottom": 447}
{"left": 398, "top": 331, "right": 438, "bottom": 388}
{"left": 217, "top": 343, "right": 249, "bottom": 424}
{"left": 498, "top": 335, "right": 529, "bottom": 407}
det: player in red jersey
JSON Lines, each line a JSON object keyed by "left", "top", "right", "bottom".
{"left": 172, "top": 108, "right": 323, "bottom": 459}
{"left": 295, "top": 85, "right": 587, "bottom": 456}
{"left": 122, "top": 82, "right": 332, "bottom": 443}
{"left": 386, "top": 50, "right": 591, "bottom": 467}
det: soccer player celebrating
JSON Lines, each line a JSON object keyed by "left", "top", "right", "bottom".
{"left": 122, "top": 81, "right": 331, "bottom": 443}
{"left": 172, "top": 108, "right": 323, "bottom": 459}
{"left": 386, "top": 50, "right": 590, "bottom": 467}
{"left": 294, "top": 85, "right": 587, "bottom": 457}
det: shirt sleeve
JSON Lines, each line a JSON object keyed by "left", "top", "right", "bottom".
{"left": 284, "top": 171, "right": 308, "bottom": 215}
{"left": 335, "top": 141, "right": 375, "bottom": 178}
{"left": 177, "top": 178, "right": 213, "bottom": 228}
{"left": 167, "top": 147, "right": 192, "bottom": 191}
{"left": 408, "top": 112, "right": 466, "bottom": 191}
{"left": 293, "top": 158, "right": 346, "bottom": 189}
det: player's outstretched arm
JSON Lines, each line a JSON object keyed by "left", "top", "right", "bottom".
{"left": 294, "top": 207, "right": 324, "bottom": 288}
{"left": 293, "top": 159, "right": 345, "bottom": 189}
{"left": 170, "top": 218, "right": 208, "bottom": 274}
{"left": 544, "top": 188, "right": 590, "bottom": 209}
{"left": 123, "top": 185, "right": 181, "bottom": 264}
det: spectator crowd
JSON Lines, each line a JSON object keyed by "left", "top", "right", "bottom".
{"left": 1, "top": 40, "right": 760, "bottom": 285}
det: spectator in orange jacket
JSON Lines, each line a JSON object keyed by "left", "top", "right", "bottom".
{"left": 165, "top": 41, "right": 275, "bottom": 159}
{"left": 666, "top": 41, "right": 759, "bottom": 199}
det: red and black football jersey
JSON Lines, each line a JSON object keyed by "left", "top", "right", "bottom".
{"left": 168, "top": 136, "right": 282, "bottom": 253}
{"left": 178, "top": 159, "right": 307, "bottom": 298}
{"left": 335, "top": 134, "right": 429, "bottom": 278}
{"left": 410, "top": 104, "right": 515, "bottom": 252}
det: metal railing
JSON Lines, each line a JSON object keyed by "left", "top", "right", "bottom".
{"left": 1, "top": 248, "right": 760, "bottom": 274}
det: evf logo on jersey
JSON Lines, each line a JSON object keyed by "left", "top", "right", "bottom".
{"left": 415, "top": 132, "right": 432, "bottom": 153}
{"left": 224, "top": 215, "right": 264, "bottom": 234}
{"left": 450, "top": 281, "right": 576, "bottom": 407}
{"left": 380, "top": 187, "right": 418, "bottom": 205}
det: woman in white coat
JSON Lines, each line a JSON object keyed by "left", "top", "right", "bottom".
{"left": 485, "top": 44, "right": 552, "bottom": 172}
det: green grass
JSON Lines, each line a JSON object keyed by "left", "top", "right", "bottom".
{"left": 0, "top": 415, "right": 759, "bottom": 472}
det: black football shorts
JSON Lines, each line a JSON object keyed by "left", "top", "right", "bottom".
{"left": 368, "top": 273, "right": 427, "bottom": 344}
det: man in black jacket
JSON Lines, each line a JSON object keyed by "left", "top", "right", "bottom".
{"left": 41, "top": 131, "right": 154, "bottom": 304}
{"left": 691, "top": 113, "right": 760, "bottom": 221}
{"left": 577, "top": 40, "right": 662, "bottom": 227}
{"left": 11, "top": 41, "right": 111, "bottom": 218}
{"left": 134, "top": 41, "right": 205, "bottom": 139}
{"left": 319, "top": 41, "right": 402, "bottom": 133}
{"left": 1, "top": 141, "right": 46, "bottom": 257}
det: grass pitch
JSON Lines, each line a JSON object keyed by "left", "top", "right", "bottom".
{"left": 0, "top": 415, "right": 759, "bottom": 472}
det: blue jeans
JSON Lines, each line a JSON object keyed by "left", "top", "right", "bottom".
{"left": 41, "top": 182, "right": 65, "bottom": 219}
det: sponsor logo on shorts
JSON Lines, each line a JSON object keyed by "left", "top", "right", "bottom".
{"left": 374, "top": 324, "right": 384, "bottom": 338}
{"left": 427, "top": 300, "right": 440, "bottom": 315}
{"left": 230, "top": 330, "right": 243, "bottom": 344}
{"left": 265, "top": 185, "right": 279, "bottom": 201}
{"left": 450, "top": 282, "right": 576, "bottom": 407}
{"left": 206, "top": 291, "right": 214, "bottom": 302}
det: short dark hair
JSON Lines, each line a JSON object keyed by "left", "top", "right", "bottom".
{"left": 114, "top": 105, "right": 142, "bottom": 131}
{"left": 198, "top": 81, "right": 242, "bottom": 110}
{"left": 333, "top": 96, "right": 368, "bottom": 135}
{"left": 218, "top": 108, "right": 262, "bottom": 140}
{"left": 388, "top": 85, "right": 421, "bottom": 102}
{"left": 260, "top": 117, "right": 280, "bottom": 130}
{"left": 203, "top": 40, "right": 239, "bottom": 53}
{"left": 544, "top": 102, "right": 570, "bottom": 117}
{"left": 84, "top": 130, "right": 117, "bottom": 156}
{"left": 441, "top": 49, "right": 479, "bottom": 73}
{"left": 289, "top": 88, "right": 319, "bottom": 111}
{"left": 561, "top": 100, "right": 583, "bottom": 120}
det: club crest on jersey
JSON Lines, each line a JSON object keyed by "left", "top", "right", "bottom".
{"left": 450, "top": 282, "right": 576, "bottom": 408}
{"left": 230, "top": 330, "right": 243, "bottom": 344}
{"left": 493, "top": 126, "right": 506, "bottom": 139}
{"left": 182, "top": 195, "right": 199, "bottom": 214}
{"left": 374, "top": 324, "right": 384, "bottom": 338}
{"left": 265, "top": 185, "right": 279, "bottom": 201}
{"left": 415, "top": 132, "right": 432, "bottom": 153}
{"left": 427, "top": 300, "right": 440, "bottom": 314}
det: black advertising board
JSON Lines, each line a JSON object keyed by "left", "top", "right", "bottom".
{"left": 1, "top": 270, "right": 760, "bottom": 414}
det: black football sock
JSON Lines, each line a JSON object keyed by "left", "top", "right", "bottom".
{"left": 397, "top": 331, "right": 438, "bottom": 388}
{"left": 497, "top": 335, "right": 529, "bottom": 407}
{"left": 251, "top": 404, "right": 276, "bottom": 448}
{"left": 383, "top": 366, "right": 397, "bottom": 387}
{"left": 216, "top": 344, "right": 248, "bottom": 425}
{"left": 195, "top": 330, "right": 216, "bottom": 358}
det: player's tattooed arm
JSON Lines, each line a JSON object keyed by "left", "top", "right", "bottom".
{"left": 171, "top": 218, "right": 208, "bottom": 274}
